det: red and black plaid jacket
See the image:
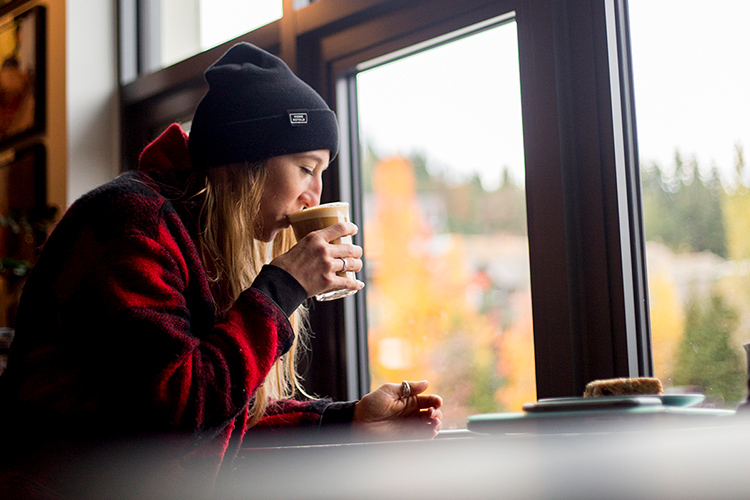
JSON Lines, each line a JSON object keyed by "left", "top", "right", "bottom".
{"left": 0, "top": 125, "right": 353, "bottom": 485}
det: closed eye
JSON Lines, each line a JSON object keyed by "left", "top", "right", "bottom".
{"left": 300, "top": 166, "right": 314, "bottom": 176}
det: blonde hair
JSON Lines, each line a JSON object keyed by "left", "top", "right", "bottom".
{"left": 190, "top": 162, "right": 310, "bottom": 426}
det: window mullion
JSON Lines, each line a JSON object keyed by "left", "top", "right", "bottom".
{"left": 607, "top": 0, "right": 652, "bottom": 376}
{"left": 137, "top": 0, "right": 162, "bottom": 75}
{"left": 118, "top": 0, "right": 138, "bottom": 84}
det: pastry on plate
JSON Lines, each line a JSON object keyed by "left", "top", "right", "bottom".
{"left": 583, "top": 377, "right": 663, "bottom": 397}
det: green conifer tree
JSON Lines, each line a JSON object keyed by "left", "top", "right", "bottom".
{"left": 640, "top": 152, "right": 727, "bottom": 257}
{"left": 672, "top": 291, "right": 744, "bottom": 407}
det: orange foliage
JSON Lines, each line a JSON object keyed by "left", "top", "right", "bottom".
{"left": 365, "top": 156, "right": 536, "bottom": 426}
{"left": 494, "top": 291, "right": 536, "bottom": 411}
{"left": 648, "top": 271, "right": 684, "bottom": 384}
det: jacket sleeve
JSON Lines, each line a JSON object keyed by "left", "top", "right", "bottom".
{"left": 248, "top": 399, "right": 357, "bottom": 440}
{"left": 251, "top": 264, "right": 308, "bottom": 317}
{"left": 248, "top": 268, "right": 358, "bottom": 432}
{"left": 53, "top": 207, "right": 296, "bottom": 435}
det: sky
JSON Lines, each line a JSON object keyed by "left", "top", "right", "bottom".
{"left": 356, "top": 21, "right": 524, "bottom": 191}
{"left": 628, "top": 0, "right": 750, "bottom": 184}
{"left": 356, "top": 1, "right": 750, "bottom": 190}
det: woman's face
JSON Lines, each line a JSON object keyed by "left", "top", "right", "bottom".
{"left": 256, "top": 149, "right": 330, "bottom": 242}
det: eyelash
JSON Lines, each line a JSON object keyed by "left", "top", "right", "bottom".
{"left": 301, "top": 167, "right": 314, "bottom": 176}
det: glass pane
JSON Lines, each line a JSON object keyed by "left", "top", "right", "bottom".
{"left": 356, "top": 20, "right": 534, "bottom": 429}
{"left": 630, "top": 1, "right": 750, "bottom": 407}
{"left": 160, "top": 0, "right": 282, "bottom": 69}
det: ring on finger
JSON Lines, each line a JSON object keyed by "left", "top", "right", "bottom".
{"left": 339, "top": 257, "right": 348, "bottom": 273}
{"left": 401, "top": 380, "right": 411, "bottom": 399}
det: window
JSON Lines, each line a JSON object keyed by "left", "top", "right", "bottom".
{"left": 159, "top": 0, "right": 282, "bottom": 69}
{"left": 120, "top": 0, "right": 283, "bottom": 81}
{"left": 629, "top": 0, "right": 750, "bottom": 407}
{"left": 121, "top": 1, "right": 654, "bottom": 413}
{"left": 355, "top": 19, "right": 533, "bottom": 427}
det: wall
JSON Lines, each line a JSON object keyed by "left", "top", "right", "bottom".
{"left": 4, "top": 0, "right": 118, "bottom": 211}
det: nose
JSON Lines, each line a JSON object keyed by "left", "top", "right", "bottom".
{"left": 300, "top": 178, "right": 322, "bottom": 208}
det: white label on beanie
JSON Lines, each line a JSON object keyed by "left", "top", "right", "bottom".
{"left": 289, "top": 112, "right": 308, "bottom": 125}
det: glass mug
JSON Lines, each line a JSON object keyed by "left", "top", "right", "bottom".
{"left": 288, "top": 202, "right": 358, "bottom": 301}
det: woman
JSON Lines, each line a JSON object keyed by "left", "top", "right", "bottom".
{"left": 0, "top": 43, "right": 442, "bottom": 497}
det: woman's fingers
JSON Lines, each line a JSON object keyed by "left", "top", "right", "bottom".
{"left": 334, "top": 256, "right": 363, "bottom": 274}
{"left": 397, "top": 381, "right": 443, "bottom": 425}
{"left": 401, "top": 380, "right": 429, "bottom": 397}
{"left": 351, "top": 381, "right": 443, "bottom": 440}
{"left": 317, "top": 221, "right": 358, "bottom": 242}
{"left": 415, "top": 393, "right": 443, "bottom": 410}
{"left": 399, "top": 381, "right": 442, "bottom": 408}
{"left": 331, "top": 243, "right": 363, "bottom": 259}
{"left": 412, "top": 407, "right": 443, "bottom": 438}
{"left": 419, "top": 407, "right": 443, "bottom": 422}
{"left": 273, "top": 220, "right": 364, "bottom": 297}
{"left": 309, "top": 223, "right": 363, "bottom": 274}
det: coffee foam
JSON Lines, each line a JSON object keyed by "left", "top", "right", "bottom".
{"left": 288, "top": 202, "right": 349, "bottom": 223}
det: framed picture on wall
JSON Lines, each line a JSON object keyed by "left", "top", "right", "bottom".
{"left": 0, "top": 6, "right": 45, "bottom": 148}
{"left": 0, "top": 143, "right": 47, "bottom": 262}
{"left": 0, "top": 143, "right": 48, "bottom": 328}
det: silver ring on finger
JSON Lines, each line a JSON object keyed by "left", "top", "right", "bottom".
{"left": 401, "top": 380, "right": 411, "bottom": 399}
{"left": 339, "top": 257, "right": 348, "bottom": 273}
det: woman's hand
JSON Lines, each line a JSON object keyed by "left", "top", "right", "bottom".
{"left": 270, "top": 221, "right": 364, "bottom": 298}
{"left": 353, "top": 380, "right": 443, "bottom": 440}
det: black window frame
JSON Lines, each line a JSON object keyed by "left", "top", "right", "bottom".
{"left": 118, "top": 0, "right": 651, "bottom": 404}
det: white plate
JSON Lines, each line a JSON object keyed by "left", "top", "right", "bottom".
{"left": 522, "top": 394, "right": 705, "bottom": 413}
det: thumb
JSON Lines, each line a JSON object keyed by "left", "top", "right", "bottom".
{"left": 405, "top": 380, "right": 429, "bottom": 396}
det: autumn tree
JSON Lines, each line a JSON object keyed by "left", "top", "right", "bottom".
{"left": 723, "top": 143, "right": 750, "bottom": 261}
{"left": 365, "top": 156, "right": 521, "bottom": 426}
{"left": 647, "top": 270, "right": 685, "bottom": 383}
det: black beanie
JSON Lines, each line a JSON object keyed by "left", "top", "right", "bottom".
{"left": 188, "top": 43, "right": 339, "bottom": 168}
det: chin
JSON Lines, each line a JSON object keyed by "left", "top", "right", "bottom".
{"left": 257, "top": 228, "right": 282, "bottom": 243}
{"left": 256, "top": 219, "right": 289, "bottom": 243}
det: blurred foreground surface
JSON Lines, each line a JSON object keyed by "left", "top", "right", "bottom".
{"left": 223, "top": 414, "right": 750, "bottom": 500}
{"left": 3, "top": 412, "right": 750, "bottom": 499}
